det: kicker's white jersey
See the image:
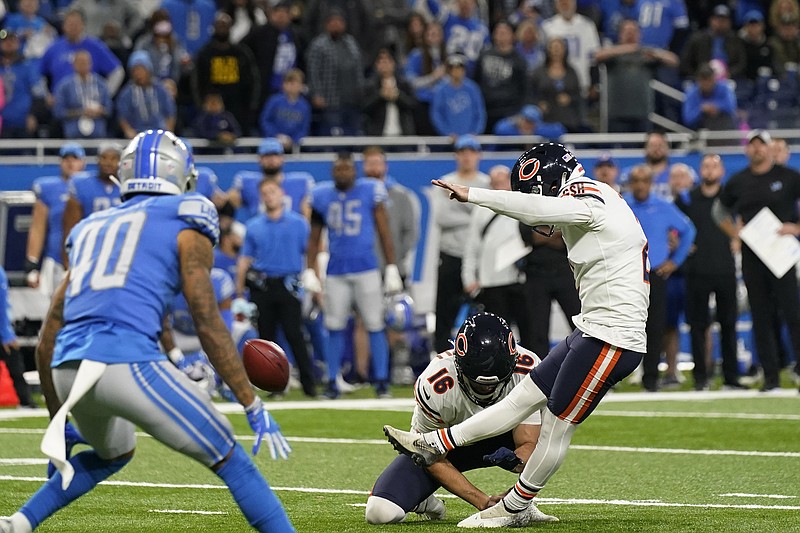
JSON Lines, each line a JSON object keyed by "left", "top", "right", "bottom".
{"left": 468, "top": 178, "right": 649, "bottom": 352}
{"left": 411, "top": 347, "right": 542, "bottom": 434}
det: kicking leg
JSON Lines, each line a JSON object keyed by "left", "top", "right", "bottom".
{"left": 385, "top": 376, "right": 547, "bottom": 466}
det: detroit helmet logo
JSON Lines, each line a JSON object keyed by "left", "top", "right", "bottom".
{"left": 518, "top": 158, "right": 540, "bottom": 181}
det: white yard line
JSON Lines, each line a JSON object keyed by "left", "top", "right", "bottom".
{"left": 0, "top": 476, "right": 798, "bottom": 512}
{"left": 719, "top": 493, "right": 797, "bottom": 499}
{"left": 1, "top": 433, "right": 798, "bottom": 458}
{"left": 0, "top": 388, "right": 797, "bottom": 421}
{"left": 148, "top": 509, "right": 227, "bottom": 515}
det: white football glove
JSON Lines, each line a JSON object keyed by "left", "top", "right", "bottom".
{"left": 383, "top": 264, "right": 403, "bottom": 294}
{"left": 301, "top": 268, "right": 322, "bottom": 293}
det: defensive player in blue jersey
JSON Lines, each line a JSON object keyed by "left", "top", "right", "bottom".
{"left": 0, "top": 130, "right": 293, "bottom": 533}
{"left": 162, "top": 267, "right": 237, "bottom": 400}
{"left": 25, "top": 142, "right": 86, "bottom": 296}
{"left": 60, "top": 142, "right": 122, "bottom": 266}
{"left": 179, "top": 138, "right": 229, "bottom": 209}
{"left": 306, "top": 152, "right": 403, "bottom": 399}
{"left": 229, "top": 137, "right": 314, "bottom": 222}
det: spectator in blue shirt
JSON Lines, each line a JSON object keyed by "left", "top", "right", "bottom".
{"left": 0, "top": 265, "right": 36, "bottom": 408}
{"left": 191, "top": 92, "right": 242, "bottom": 148}
{"left": 682, "top": 62, "right": 738, "bottom": 131}
{"left": 493, "top": 104, "right": 566, "bottom": 141}
{"left": 259, "top": 68, "right": 311, "bottom": 151}
{"left": 236, "top": 178, "right": 317, "bottom": 397}
{"left": 52, "top": 50, "right": 112, "bottom": 139}
{"left": 0, "top": 29, "right": 47, "bottom": 138}
{"left": 430, "top": 54, "right": 486, "bottom": 138}
{"left": 39, "top": 9, "right": 123, "bottom": 94}
{"left": 3, "top": 0, "right": 57, "bottom": 60}
{"left": 625, "top": 164, "right": 696, "bottom": 392}
{"left": 116, "top": 51, "right": 177, "bottom": 138}
{"left": 160, "top": 0, "right": 217, "bottom": 57}
{"left": 133, "top": 8, "right": 193, "bottom": 85}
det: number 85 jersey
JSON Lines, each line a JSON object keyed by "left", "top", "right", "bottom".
{"left": 410, "top": 347, "right": 543, "bottom": 434}
{"left": 54, "top": 193, "right": 219, "bottom": 367}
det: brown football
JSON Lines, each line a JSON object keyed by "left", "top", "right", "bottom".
{"left": 242, "top": 339, "right": 290, "bottom": 393}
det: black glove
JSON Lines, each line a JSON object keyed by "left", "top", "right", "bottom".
{"left": 483, "top": 447, "right": 522, "bottom": 472}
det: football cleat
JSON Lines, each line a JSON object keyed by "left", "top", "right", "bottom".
{"left": 383, "top": 425, "right": 444, "bottom": 467}
{"left": 457, "top": 501, "right": 559, "bottom": 528}
{"left": 413, "top": 496, "right": 446, "bottom": 521}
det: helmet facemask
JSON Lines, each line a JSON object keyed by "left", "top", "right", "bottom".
{"left": 453, "top": 313, "right": 518, "bottom": 408}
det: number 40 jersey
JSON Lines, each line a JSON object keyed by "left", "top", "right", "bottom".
{"left": 410, "top": 347, "right": 543, "bottom": 434}
{"left": 53, "top": 193, "right": 219, "bottom": 367}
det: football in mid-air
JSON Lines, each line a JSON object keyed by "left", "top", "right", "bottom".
{"left": 242, "top": 339, "right": 290, "bottom": 392}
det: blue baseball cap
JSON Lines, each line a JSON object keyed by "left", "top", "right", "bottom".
{"left": 258, "top": 138, "right": 284, "bottom": 156}
{"left": 744, "top": 10, "right": 764, "bottom": 23}
{"left": 454, "top": 134, "right": 481, "bottom": 151}
{"left": 594, "top": 153, "right": 616, "bottom": 168}
{"left": 127, "top": 50, "right": 153, "bottom": 72}
{"left": 59, "top": 142, "right": 85, "bottom": 159}
{"left": 521, "top": 105, "right": 542, "bottom": 123}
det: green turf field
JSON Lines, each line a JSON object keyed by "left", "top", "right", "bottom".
{"left": 1, "top": 388, "right": 799, "bottom": 532}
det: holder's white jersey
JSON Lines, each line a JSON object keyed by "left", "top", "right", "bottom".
{"left": 411, "top": 347, "right": 542, "bottom": 434}
{"left": 468, "top": 179, "right": 649, "bottom": 352}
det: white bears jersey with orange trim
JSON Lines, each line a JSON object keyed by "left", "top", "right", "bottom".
{"left": 468, "top": 178, "right": 649, "bottom": 353}
{"left": 410, "top": 347, "right": 542, "bottom": 434}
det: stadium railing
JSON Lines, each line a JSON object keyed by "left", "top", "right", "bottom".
{"left": 2, "top": 129, "right": 800, "bottom": 164}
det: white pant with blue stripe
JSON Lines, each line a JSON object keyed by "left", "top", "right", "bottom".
{"left": 53, "top": 360, "right": 236, "bottom": 466}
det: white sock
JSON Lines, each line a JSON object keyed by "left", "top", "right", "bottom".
{"left": 504, "top": 408, "right": 577, "bottom": 511}
{"left": 9, "top": 513, "right": 32, "bottom": 533}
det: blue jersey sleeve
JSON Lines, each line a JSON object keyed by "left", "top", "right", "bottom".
{"left": 211, "top": 268, "right": 236, "bottom": 302}
{"left": 0, "top": 268, "right": 16, "bottom": 344}
{"left": 177, "top": 194, "right": 220, "bottom": 246}
{"left": 372, "top": 179, "right": 389, "bottom": 206}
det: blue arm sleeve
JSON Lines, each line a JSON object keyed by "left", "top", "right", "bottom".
{"left": 259, "top": 97, "right": 277, "bottom": 136}
{"left": 681, "top": 87, "right": 701, "bottom": 128}
{"left": 426, "top": 0, "right": 441, "bottom": 18}
{"left": 430, "top": 85, "right": 447, "bottom": 135}
{"left": 472, "top": 84, "right": 486, "bottom": 134}
{"left": 297, "top": 99, "right": 311, "bottom": 142}
{"left": 0, "top": 270, "right": 16, "bottom": 344}
{"left": 52, "top": 81, "right": 69, "bottom": 119}
{"left": 719, "top": 86, "right": 737, "bottom": 115}
{"left": 669, "top": 205, "right": 697, "bottom": 267}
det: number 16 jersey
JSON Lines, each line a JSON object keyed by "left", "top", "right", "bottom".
{"left": 411, "top": 347, "right": 543, "bottom": 434}
{"left": 53, "top": 193, "right": 219, "bottom": 367}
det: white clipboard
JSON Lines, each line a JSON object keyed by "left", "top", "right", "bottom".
{"left": 738, "top": 207, "right": 800, "bottom": 278}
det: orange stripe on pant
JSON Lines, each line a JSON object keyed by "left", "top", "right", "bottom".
{"left": 558, "top": 343, "right": 620, "bottom": 422}
{"left": 572, "top": 348, "right": 621, "bottom": 422}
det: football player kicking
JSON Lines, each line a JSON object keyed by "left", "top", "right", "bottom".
{"left": 366, "top": 312, "right": 557, "bottom": 525}
{"left": 385, "top": 143, "right": 649, "bottom": 528}
{"left": 1, "top": 130, "right": 293, "bottom": 533}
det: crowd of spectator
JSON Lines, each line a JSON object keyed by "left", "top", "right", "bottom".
{"left": 1, "top": 0, "right": 799, "bottom": 145}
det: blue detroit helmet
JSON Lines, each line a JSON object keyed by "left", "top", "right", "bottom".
{"left": 385, "top": 292, "right": 415, "bottom": 332}
{"left": 117, "top": 129, "right": 196, "bottom": 198}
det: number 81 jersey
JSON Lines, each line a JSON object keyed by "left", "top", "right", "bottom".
{"left": 54, "top": 193, "right": 219, "bottom": 366}
{"left": 410, "top": 347, "right": 543, "bottom": 434}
